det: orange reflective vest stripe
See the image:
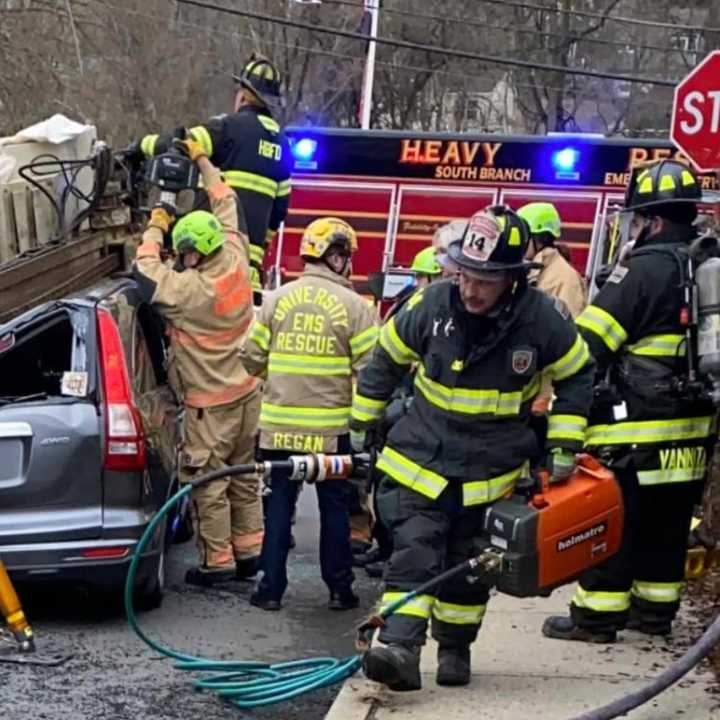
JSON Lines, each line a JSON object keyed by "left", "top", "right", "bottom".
{"left": 185, "top": 376, "right": 259, "bottom": 408}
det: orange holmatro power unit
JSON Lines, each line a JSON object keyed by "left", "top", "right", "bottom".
{"left": 481, "top": 455, "right": 624, "bottom": 597}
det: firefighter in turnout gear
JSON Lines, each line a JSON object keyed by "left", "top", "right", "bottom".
{"left": 241, "top": 217, "right": 379, "bottom": 611}
{"left": 352, "top": 206, "right": 595, "bottom": 690}
{"left": 133, "top": 140, "right": 263, "bottom": 587}
{"left": 544, "top": 160, "right": 718, "bottom": 643}
{"left": 517, "top": 202, "right": 587, "bottom": 319}
{"left": 517, "top": 202, "right": 588, "bottom": 456}
{"left": 139, "top": 56, "right": 291, "bottom": 291}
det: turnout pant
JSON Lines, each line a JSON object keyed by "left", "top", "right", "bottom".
{"left": 180, "top": 391, "right": 264, "bottom": 570}
{"left": 376, "top": 477, "right": 490, "bottom": 648}
{"left": 256, "top": 436, "right": 355, "bottom": 601}
{"left": 572, "top": 466, "right": 702, "bottom": 633}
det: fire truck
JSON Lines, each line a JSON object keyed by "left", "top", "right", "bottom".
{"left": 269, "top": 128, "right": 720, "bottom": 294}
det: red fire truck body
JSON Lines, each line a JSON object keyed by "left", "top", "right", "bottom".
{"left": 269, "top": 129, "right": 719, "bottom": 290}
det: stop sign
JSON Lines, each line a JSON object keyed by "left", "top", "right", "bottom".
{"left": 671, "top": 51, "right": 720, "bottom": 172}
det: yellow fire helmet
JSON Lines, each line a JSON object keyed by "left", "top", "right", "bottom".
{"left": 300, "top": 217, "right": 358, "bottom": 261}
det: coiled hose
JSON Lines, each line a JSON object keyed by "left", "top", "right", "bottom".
{"left": 126, "top": 462, "right": 720, "bottom": 715}
{"left": 124, "top": 462, "right": 476, "bottom": 709}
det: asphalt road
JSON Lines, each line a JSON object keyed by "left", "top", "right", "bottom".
{"left": 0, "top": 488, "right": 381, "bottom": 720}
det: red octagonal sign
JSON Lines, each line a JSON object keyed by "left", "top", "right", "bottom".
{"left": 671, "top": 50, "right": 720, "bottom": 173}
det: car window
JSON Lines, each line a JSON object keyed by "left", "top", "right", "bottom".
{"left": 0, "top": 309, "right": 90, "bottom": 399}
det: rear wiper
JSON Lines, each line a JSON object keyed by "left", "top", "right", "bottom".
{"left": 0, "top": 393, "right": 49, "bottom": 406}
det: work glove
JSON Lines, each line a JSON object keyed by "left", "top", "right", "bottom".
{"left": 178, "top": 134, "right": 207, "bottom": 162}
{"left": 548, "top": 448, "right": 576, "bottom": 483}
{"left": 350, "top": 429, "right": 368, "bottom": 454}
{"left": 148, "top": 203, "right": 175, "bottom": 233}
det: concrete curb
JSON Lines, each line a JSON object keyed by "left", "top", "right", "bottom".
{"left": 324, "top": 676, "right": 384, "bottom": 720}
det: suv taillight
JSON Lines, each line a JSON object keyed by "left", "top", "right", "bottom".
{"left": 97, "top": 309, "right": 146, "bottom": 472}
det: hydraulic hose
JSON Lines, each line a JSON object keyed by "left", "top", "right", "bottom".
{"left": 569, "top": 612, "right": 720, "bottom": 720}
{"left": 126, "top": 460, "right": 719, "bottom": 715}
{"left": 125, "top": 460, "right": 477, "bottom": 709}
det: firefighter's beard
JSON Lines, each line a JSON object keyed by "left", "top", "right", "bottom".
{"left": 458, "top": 272, "right": 513, "bottom": 315}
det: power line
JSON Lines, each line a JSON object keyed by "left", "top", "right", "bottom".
{"left": 175, "top": 0, "right": 677, "bottom": 86}
{"left": 307, "top": 0, "right": 698, "bottom": 57}
{"left": 95, "top": 0, "right": 675, "bottom": 122}
{"left": 390, "top": 0, "right": 720, "bottom": 33}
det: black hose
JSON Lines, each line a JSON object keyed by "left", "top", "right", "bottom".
{"left": 570, "top": 613, "right": 720, "bottom": 720}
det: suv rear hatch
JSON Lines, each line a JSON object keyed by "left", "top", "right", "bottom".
{"left": 0, "top": 303, "right": 102, "bottom": 543}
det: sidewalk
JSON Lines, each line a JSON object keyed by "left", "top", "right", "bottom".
{"left": 325, "top": 586, "right": 718, "bottom": 720}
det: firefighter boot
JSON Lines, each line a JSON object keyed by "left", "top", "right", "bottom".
{"left": 542, "top": 615, "right": 617, "bottom": 644}
{"left": 625, "top": 608, "right": 672, "bottom": 636}
{"left": 362, "top": 643, "right": 422, "bottom": 691}
{"left": 436, "top": 645, "right": 471, "bottom": 686}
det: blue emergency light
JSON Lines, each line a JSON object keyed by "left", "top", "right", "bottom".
{"left": 551, "top": 147, "right": 580, "bottom": 180}
{"left": 292, "top": 138, "right": 318, "bottom": 161}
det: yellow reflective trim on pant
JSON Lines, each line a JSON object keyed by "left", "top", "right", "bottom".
{"left": 637, "top": 466, "right": 706, "bottom": 485}
{"left": 462, "top": 465, "right": 525, "bottom": 506}
{"left": 350, "top": 325, "right": 379, "bottom": 357}
{"left": 376, "top": 446, "right": 448, "bottom": 500}
{"left": 576, "top": 305, "right": 628, "bottom": 353}
{"left": 432, "top": 600, "right": 486, "bottom": 625}
{"left": 414, "top": 365, "right": 537, "bottom": 417}
{"left": 547, "top": 414, "right": 588, "bottom": 443}
{"left": 572, "top": 586, "right": 631, "bottom": 612}
{"left": 351, "top": 392, "right": 386, "bottom": 423}
{"left": 249, "top": 321, "right": 271, "bottom": 351}
{"left": 277, "top": 179, "right": 291, "bottom": 198}
{"left": 140, "top": 134, "right": 158, "bottom": 156}
{"left": 631, "top": 581, "right": 683, "bottom": 604}
{"left": 223, "top": 170, "right": 279, "bottom": 198}
{"left": 627, "top": 334, "right": 686, "bottom": 357}
{"left": 379, "top": 316, "right": 420, "bottom": 366}
{"left": 256, "top": 115, "right": 280, "bottom": 133}
{"left": 250, "top": 266, "right": 262, "bottom": 291}
{"left": 586, "top": 416, "right": 714, "bottom": 446}
{"left": 260, "top": 403, "right": 350, "bottom": 428}
{"left": 546, "top": 335, "right": 590, "bottom": 381}
{"left": 268, "top": 352, "right": 351, "bottom": 376}
{"left": 381, "top": 592, "right": 435, "bottom": 619}
{"left": 266, "top": 228, "right": 276, "bottom": 241}
{"left": 249, "top": 243, "right": 265, "bottom": 266}
{"left": 189, "top": 125, "right": 213, "bottom": 156}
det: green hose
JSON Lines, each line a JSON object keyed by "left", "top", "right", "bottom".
{"left": 124, "top": 462, "right": 475, "bottom": 709}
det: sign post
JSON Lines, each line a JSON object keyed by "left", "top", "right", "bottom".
{"left": 670, "top": 50, "right": 720, "bottom": 172}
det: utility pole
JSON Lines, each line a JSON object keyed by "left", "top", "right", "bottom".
{"left": 359, "top": 0, "right": 380, "bottom": 129}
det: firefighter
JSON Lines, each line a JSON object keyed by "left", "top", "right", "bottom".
{"left": 517, "top": 202, "right": 589, "bottom": 458}
{"left": 432, "top": 219, "right": 467, "bottom": 278}
{"left": 543, "top": 160, "right": 718, "bottom": 643}
{"left": 133, "top": 138, "right": 263, "bottom": 586}
{"left": 517, "top": 202, "right": 587, "bottom": 318}
{"left": 410, "top": 246, "right": 442, "bottom": 289}
{"left": 138, "top": 55, "right": 291, "bottom": 292}
{"left": 351, "top": 206, "right": 595, "bottom": 690}
{"left": 241, "top": 217, "right": 379, "bottom": 611}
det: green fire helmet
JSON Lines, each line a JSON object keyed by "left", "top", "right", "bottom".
{"left": 517, "top": 202, "right": 562, "bottom": 239}
{"left": 410, "top": 246, "right": 442, "bottom": 276}
{"left": 171, "top": 211, "right": 225, "bottom": 256}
